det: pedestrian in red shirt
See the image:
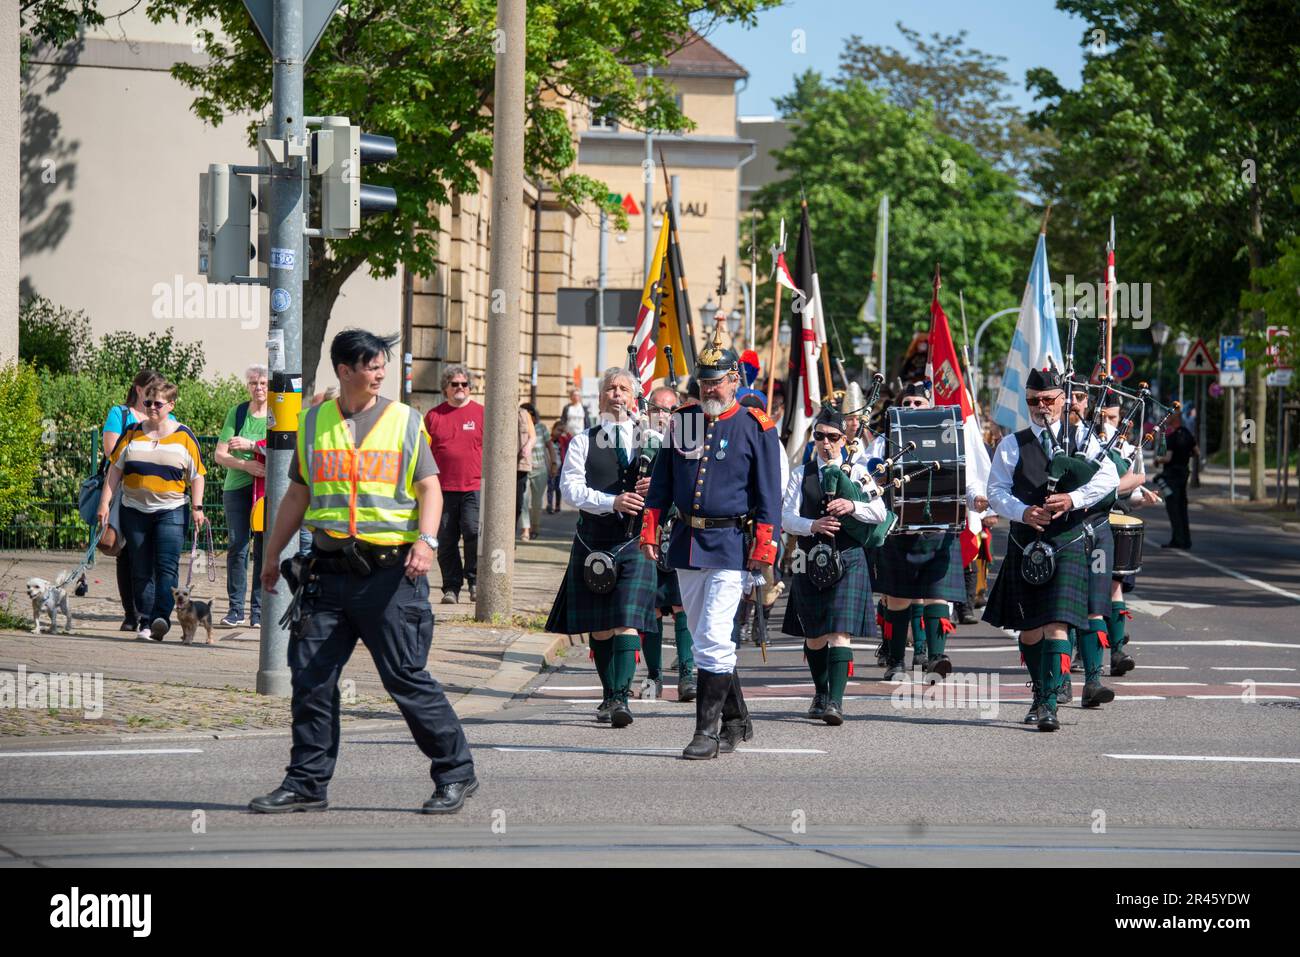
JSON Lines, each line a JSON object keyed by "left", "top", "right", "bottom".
{"left": 424, "top": 365, "right": 483, "bottom": 604}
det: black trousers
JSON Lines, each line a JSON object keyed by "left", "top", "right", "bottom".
{"left": 1163, "top": 467, "right": 1192, "bottom": 547}
{"left": 282, "top": 561, "right": 474, "bottom": 800}
{"left": 437, "top": 489, "right": 479, "bottom": 594}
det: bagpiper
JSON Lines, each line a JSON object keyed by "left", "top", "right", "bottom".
{"left": 545, "top": 367, "right": 660, "bottom": 727}
{"left": 781, "top": 405, "right": 887, "bottom": 724}
{"left": 640, "top": 329, "right": 783, "bottom": 759}
{"left": 982, "top": 366, "right": 1119, "bottom": 731}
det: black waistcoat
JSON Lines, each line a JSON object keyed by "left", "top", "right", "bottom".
{"left": 797, "top": 463, "right": 860, "bottom": 554}
{"left": 580, "top": 425, "right": 639, "bottom": 542}
{"left": 1010, "top": 427, "right": 1086, "bottom": 541}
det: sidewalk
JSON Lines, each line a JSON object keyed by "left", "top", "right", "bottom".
{"left": 1187, "top": 463, "right": 1300, "bottom": 533}
{"left": 0, "top": 507, "right": 582, "bottom": 741}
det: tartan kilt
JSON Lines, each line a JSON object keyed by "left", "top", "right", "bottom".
{"left": 655, "top": 566, "right": 682, "bottom": 613}
{"left": 782, "top": 545, "right": 877, "bottom": 639}
{"left": 545, "top": 535, "right": 658, "bottom": 635}
{"left": 866, "top": 545, "right": 886, "bottom": 593}
{"left": 875, "top": 530, "right": 966, "bottom": 602}
{"left": 982, "top": 527, "right": 1091, "bottom": 632}
{"left": 1083, "top": 516, "right": 1114, "bottom": 617}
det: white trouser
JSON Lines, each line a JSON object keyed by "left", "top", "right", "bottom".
{"left": 675, "top": 567, "right": 743, "bottom": 674}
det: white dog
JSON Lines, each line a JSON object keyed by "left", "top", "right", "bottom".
{"left": 27, "top": 574, "right": 73, "bottom": 634}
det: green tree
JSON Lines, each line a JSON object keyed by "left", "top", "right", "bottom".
{"left": 1028, "top": 0, "right": 1300, "bottom": 498}
{"left": 137, "top": 0, "right": 778, "bottom": 391}
{"left": 751, "top": 76, "right": 1036, "bottom": 379}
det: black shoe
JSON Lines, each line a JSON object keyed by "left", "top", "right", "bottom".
{"left": 1081, "top": 681, "right": 1116, "bottom": 708}
{"left": 957, "top": 603, "right": 978, "bottom": 625}
{"left": 875, "top": 648, "right": 889, "bottom": 668}
{"left": 1110, "top": 651, "right": 1137, "bottom": 677}
{"left": 422, "top": 777, "right": 479, "bottom": 814}
{"left": 119, "top": 617, "right": 139, "bottom": 632}
{"left": 717, "top": 670, "right": 752, "bottom": 753}
{"left": 440, "top": 590, "right": 459, "bottom": 604}
{"left": 1057, "top": 678, "right": 1073, "bottom": 705}
{"left": 149, "top": 618, "right": 169, "bottom": 642}
{"left": 609, "top": 694, "right": 633, "bottom": 728}
{"left": 821, "top": 699, "right": 844, "bottom": 726}
{"left": 677, "top": 668, "right": 697, "bottom": 703}
{"left": 806, "top": 692, "right": 827, "bottom": 719}
{"left": 595, "top": 697, "right": 612, "bottom": 723}
{"left": 926, "top": 655, "right": 953, "bottom": 677}
{"left": 1037, "top": 708, "right": 1060, "bottom": 732}
{"left": 883, "top": 660, "right": 908, "bottom": 681}
{"left": 468, "top": 585, "right": 477, "bottom": 602}
{"left": 682, "top": 670, "right": 728, "bottom": 760}
{"left": 911, "top": 655, "right": 930, "bottom": 673}
{"left": 1024, "top": 682, "right": 1041, "bottom": 724}
{"left": 249, "top": 787, "right": 328, "bottom": 814}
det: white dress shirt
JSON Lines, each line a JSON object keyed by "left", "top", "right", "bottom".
{"left": 782, "top": 456, "right": 887, "bottom": 537}
{"left": 987, "top": 419, "right": 1119, "bottom": 524}
{"left": 560, "top": 418, "right": 639, "bottom": 514}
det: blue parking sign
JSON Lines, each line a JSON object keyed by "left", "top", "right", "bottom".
{"left": 1219, "top": 335, "right": 1245, "bottom": 372}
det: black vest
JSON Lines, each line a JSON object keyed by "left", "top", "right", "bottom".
{"left": 797, "top": 463, "right": 860, "bottom": 554}
{"left": 1011, "top": 427, "right": 1086, "bottom": 541}
{"left": 579, "top": 425, "right": 639, "bottom": 543}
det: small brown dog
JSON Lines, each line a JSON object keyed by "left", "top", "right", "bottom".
{"left": 172, "top": 585, "right": 215, "bottom": 645}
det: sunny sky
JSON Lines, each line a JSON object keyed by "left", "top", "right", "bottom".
{"left": 705, "top": 0, "right": 1092, "bottom": 117}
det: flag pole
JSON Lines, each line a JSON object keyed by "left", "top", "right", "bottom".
{"left": 1105, "top": 215, "right": 1115, "bottom": 374}
{"left": 879, "top": 194, "right": 889, "bottom": 377}
{"left": 767, "top": 284, "right": 783, "bottom": 410}
{"left": 802, "top": 197, "right": 835, "bottom": 403}
{"left": 659, "top": 150, "right": 697, "bottom": 363}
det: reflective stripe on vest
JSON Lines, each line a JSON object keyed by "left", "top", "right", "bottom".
{"left": 299, "top": 399, "right": 422, "bottom": 544}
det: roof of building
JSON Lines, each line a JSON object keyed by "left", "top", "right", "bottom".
{"left": 636, "top": 30, "right": 748, "bottom": 80}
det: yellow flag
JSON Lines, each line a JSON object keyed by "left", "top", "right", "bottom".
{"left": 646, "top": 219, "right": 687, "bottom": 380}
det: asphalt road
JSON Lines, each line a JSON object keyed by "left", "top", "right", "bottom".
{"left": 2, "top": 499, "right": 1297, "bottom": 867}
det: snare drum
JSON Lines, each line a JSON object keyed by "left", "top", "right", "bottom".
{"left": 1109, "top": 512, "right": 1145, "bottom": 575}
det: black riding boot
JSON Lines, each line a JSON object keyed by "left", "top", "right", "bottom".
{"left": 718, "top": 668, "right": 753, "bottom": 753}
{"left": 682, "top": 670, "right": 730, "bottom": 760}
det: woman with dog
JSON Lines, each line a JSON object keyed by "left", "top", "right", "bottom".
{"left": 97, "top": 379, "right": 208, "bottom": 642}
{"left": 101, "top": 369, "right": 169, "bottom": 631}
{"left": 213, "top": 363, "right": 270, "bottom": 629}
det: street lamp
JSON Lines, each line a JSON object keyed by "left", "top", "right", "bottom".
{"left": 699, "top": 296, "right": 719, "bottom": 336}
{"left": 1174, "top": 331, "right": 1191, "bottom": 405}
{"left": 778, "top": 320, "right": 791, "bottom": 349}
{"left": 726, "top": 308, "right": 743, "bottom": 343}
{"left": 1151, "top": 321, "right": 1170, "bottom": 400}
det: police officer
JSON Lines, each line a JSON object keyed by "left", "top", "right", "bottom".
{"left": 251, "top": 330, "right": 476, "bottom": 814}
{"left": 544, "top": 367, "right": 659, "bottom": 727}
{"left": 640, "top": 329, "right": 783, "bottom": 759}
{"left": 781, "top": 405, "right": 887, "bottom": 724}
{"left": 982, "top": 366, "right": 1119, "bottom": 731}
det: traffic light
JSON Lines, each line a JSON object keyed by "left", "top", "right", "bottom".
{"left": 199, "top": 164, "right": 256, "bottom": 282}
{"left": 312, "top": 115, "right": 398, "bottom": 238}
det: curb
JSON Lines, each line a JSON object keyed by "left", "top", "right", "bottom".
{"left": 0, "top": 630, "right": 578, "bottom": 748}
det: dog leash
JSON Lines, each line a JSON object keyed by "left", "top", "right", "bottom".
{"left": 186, "top": 519, "right": 217, "bottom": 588}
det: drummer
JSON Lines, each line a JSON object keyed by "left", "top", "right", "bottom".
{"left": 1098, "top": 392, "right": 1157, "bottom": 677}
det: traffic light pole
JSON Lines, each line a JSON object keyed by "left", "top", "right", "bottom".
{"left": 258, "top": 0, "right": 306, "bottom": 696}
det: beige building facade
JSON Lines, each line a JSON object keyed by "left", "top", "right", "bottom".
{"left": 20, "top": 16, "right": 753, "bottom": 424}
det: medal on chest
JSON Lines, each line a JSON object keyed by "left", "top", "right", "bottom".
{"left": 716, "top": 438, "right": 729, "bottom": 461}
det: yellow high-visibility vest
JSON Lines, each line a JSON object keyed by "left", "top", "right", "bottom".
{"left": 299, "top": 399, "right": 423, "bottom": 545}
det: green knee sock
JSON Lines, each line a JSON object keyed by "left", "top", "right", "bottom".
{"left": 805, "top": 642, "right": 829, "bottom": 695}
{"left": 910, "top": 603, "right": 927, "bottom": 657}
{"left": 591, "top": 637, "right": 614, "bottom": 699}
{"left": 1022, "top": 639, "right": 1043, "bottom": 694}
{"left": 1109, "top": 600, "right": 1128, "bottom": 654}
{"left": 924, "top": 603, "right": 951, "bottom": 657}
{"left": 1041, "top": 638, "right": 1071, "bottom": 711}
{"left": 885, "top": 608, "right": 911, "bottom": 664}
{"left": 827, "top": 647, "right": 854, "bottom": 706}
{"left": 1081, "top": 620, "right": 1105, "bottom": 684}
{"left": 611, "top": 633, "right": 641, "bottom": 697}
{"left": 673, "top": 611, "right": 694, "bottom": 673}
{"left": 642, "top": 619, "right": 664, "bottom": 680}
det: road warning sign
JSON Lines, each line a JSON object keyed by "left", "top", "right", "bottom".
{"left": 1178, "top": 339, "right": 1217, "bottom": 375}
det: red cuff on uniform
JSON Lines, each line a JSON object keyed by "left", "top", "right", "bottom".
{"left": 640, "top": 507, "right": 661, "bottom": 549}
{"left": 749, "top": 522, "right": 777, "bottom": 565}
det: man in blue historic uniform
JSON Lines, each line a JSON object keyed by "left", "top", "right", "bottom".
{"left": 640, "top": 328, "right": 783, "bottom": 760}
{"left": 982, "top": 366, "right": 1119, "bottom": 731}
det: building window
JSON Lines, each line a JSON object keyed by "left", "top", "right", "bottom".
{"left": 590, "top": 105, "right": 618, "bottom": 131}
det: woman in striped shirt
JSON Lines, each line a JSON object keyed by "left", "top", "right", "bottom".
{"left": 97, "top": 380, "right": 208, "bottom": 641}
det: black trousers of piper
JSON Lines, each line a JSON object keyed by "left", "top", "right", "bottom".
{"left": 1162, "top": 467, "right": 1192, "bottom": 547}
{"left": 437, "top": 489, "right": 479, "bottom": 594}
{"left": 281, "top": 561, "right": 474, "bottom": 800}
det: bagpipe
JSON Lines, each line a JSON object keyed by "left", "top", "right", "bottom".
{"left": 622, "top": 342, "right": 655, "bottom": 540}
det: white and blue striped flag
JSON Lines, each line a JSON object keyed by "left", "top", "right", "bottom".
{"left": 993, "top": 232, "right": 1062, "bottom": 431}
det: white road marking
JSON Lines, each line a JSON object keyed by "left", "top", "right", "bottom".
{"left": 1129, "top": 639, "right": 1300, "bottom": 649}
{"left": 1213, "top": 667, "right": 1296, "bottom": 672}
{"left": 1126, "top": 598, "right": 1215, "bottom": 618}
{"left": 1105, "top": 754, "right": 1300, "bottom": 765}
{"left": 0, "top": 748, "right": 204, "bottom": 758}
{"left": 1113, "top": 681, "right": 1207, "bottom": 686}
{"left": 1135, "top": 665, "right": 1190, "bottom": 670}
{"left": 491, "top": 745, "right": 826, "bottom": 755}
{"left": 1224, "top": 681, "right": 1300, "bottom": 687}
{"left": 1167, "top": 549, "right": 1300, "bottom": 603}
{"left": 1189, "top": 695, "right": 1299, "bottom": 701}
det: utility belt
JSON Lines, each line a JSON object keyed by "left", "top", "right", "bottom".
{"left": 310, "top": 540, "right": 412, "bottom": 577}
{"left": 685, "top": 514, "right": 746, "bottom": 530}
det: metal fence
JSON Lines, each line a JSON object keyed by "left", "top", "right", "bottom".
{"left": 2, "top": 429, "right": 236, "bottom": 551}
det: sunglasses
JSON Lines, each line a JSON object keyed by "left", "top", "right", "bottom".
{"left": 142, "top": 400, "right": 170, "bottom": 409}
{"left": 813, "top": 431, "right": 844, "bottom": 442}
{"left": 447, "top": 381, "right": 469, "bottom": 388}
{"left": 1026, "top": 394, "right": 1062, "bottom": 407}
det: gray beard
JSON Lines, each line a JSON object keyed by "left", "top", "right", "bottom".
{"left": 701, "top": 398, "right": 725, "bottom": 416}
